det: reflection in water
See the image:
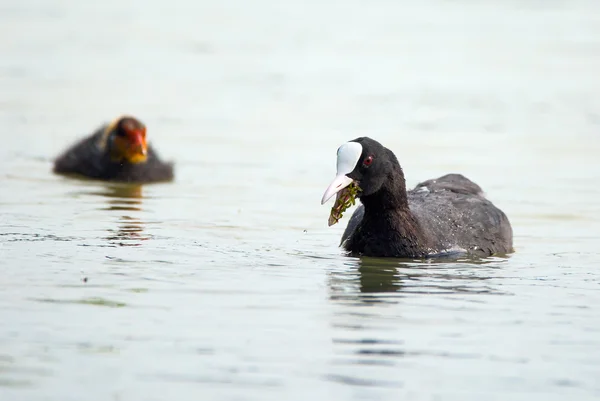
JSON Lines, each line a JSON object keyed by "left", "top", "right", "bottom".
{"left": 91, "top": 184, "right": 151, "bottom": 247}
{"left": 328, "top": 256, "right": 510, "bottom": 380}
{"left": 96, "top": 184, "right": 143, "bottom": 212}
{"left": 328, "top": 256, "right": 508, "bottom": 306}
{"left": 328, "top": 258, "right": 402, "bottom": 306}
{"left": 106, "top": 215, "right": 149, "bottom": 247}
{"left": 328, "top": 258, "right": 403, "bottom": 306}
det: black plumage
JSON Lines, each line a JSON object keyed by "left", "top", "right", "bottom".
{"left": 325, "top": 137, "right": 513, "bottom": 258}
{"left": 53, "top": 116, "right": 174, "bottom": 183}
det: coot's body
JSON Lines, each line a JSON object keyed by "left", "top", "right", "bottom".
{"left": 322, "top": 138, "right": 513, "bottom": 258}
{"left": 53, "top": 116, "right": 174, "bottom": 183}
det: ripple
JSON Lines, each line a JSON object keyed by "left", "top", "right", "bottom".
{"left": 31, "top": 297, "right": 127, "bottom": 308}
{"left": 0, "top": 378, "right": 34, "bottom": 388}
{"left": 333, "top": 338, "right": 403, "bottom": 345}
{"left": 0, "top": 233, "right": 78, "bottom": 242}
{"left": 140, "top": 372, "right": 282, "bottom": 388}
{"left": 325, "top": 374, "right": 402, "bottom": 388}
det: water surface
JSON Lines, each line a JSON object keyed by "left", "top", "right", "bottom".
{"left": 1, "top": 1, "right": 600, "bottom": 400}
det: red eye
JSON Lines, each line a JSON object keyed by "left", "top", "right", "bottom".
{"left": 363, "top": 155, "right": 374, "bottom": 167}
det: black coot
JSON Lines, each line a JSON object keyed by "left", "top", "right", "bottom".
{"left": 321, "top": 137, "right": 513, "bottom": 258}
{"left": 53, "top": 116, "right": 174, "bottom": 183}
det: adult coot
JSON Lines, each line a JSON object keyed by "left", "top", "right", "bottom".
{"left": 321, "top": 137, "right": 513, "bottom": 258}
{"left": 53, "top": 116, "right": 174, "bottom": 183}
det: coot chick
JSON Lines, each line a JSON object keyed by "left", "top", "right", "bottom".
{"left": 321, "top": 137, "right": 513, "bottom": 258}
{"left": 53, "top": 116, "right": 174, "bottom": 183}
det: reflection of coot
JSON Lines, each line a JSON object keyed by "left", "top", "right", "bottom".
{"left": 357, "top": 259, "right": 402, "bottom": 294}
{"left": 99, "top": 184, "right": 150, "bottom": 247}
{"left": 328, "top": 256, "right": 504, "bottom": 306}
{"left": 322, "top": 137, "right": 513, "bottom": 258}
{"left": 106, "top": 215, "right": 149, "bottom": 247}
{"left": 327, "top": 257, "right": 403, "bottom": 306}
{"left": 99, "top": 184, "right": 143, "bottom": 212}
{"left": 53, "top": 116, "right": 174, "bottom": 183}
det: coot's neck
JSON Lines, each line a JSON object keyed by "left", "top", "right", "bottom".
{"left": 353, "top": 162, "right": 431, "bottom": 258}
{"left": 360, "top": 165, "right": 409, "bottom": 212}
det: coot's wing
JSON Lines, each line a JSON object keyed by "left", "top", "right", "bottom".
{"left": 53, "top": 125, "right": 107, "bottom": 178}
{"left": 444, "top": 194, "right": 513, "bottom": 256}
{"left": 413, "top": 173, "right": 484, "bottom": 196}
{"left": 343, "top": 174, "right": 486, "bottom": 249}
{"left": 116, "top": 145, "right": 174, "bottom": 183}
{"left": 409, "top": 183, "right": 513, "bottom": 257}
{"left": 342, "top": 174, "right": 512, "bottom": 256}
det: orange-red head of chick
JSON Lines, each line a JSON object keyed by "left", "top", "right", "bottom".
{"left": 107, "top": 116, "right": 148, "bottom": 164}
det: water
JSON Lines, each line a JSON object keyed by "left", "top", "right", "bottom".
{"left": 1, "top": 0, "right": 600, "bottom": 400}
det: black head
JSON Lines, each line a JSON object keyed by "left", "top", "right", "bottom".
{"left": 343, "top": 137, "right": 400, "bottom": 197}
{"left": 322, "top": 137, "right": 400, "bottom": 205}
{"left": 321, "top": 137, "right": 407, "bottom": 226}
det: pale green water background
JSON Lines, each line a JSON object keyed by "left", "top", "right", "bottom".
{"left": 1, "top": 1, "right": 600, "bottom": 400}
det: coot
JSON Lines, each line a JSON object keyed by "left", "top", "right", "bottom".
{"left": 53, "top": 116, "right": 174, "bottom": 183}
{"left": 321, "top": 137, "right": 513, "bottom": 258}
